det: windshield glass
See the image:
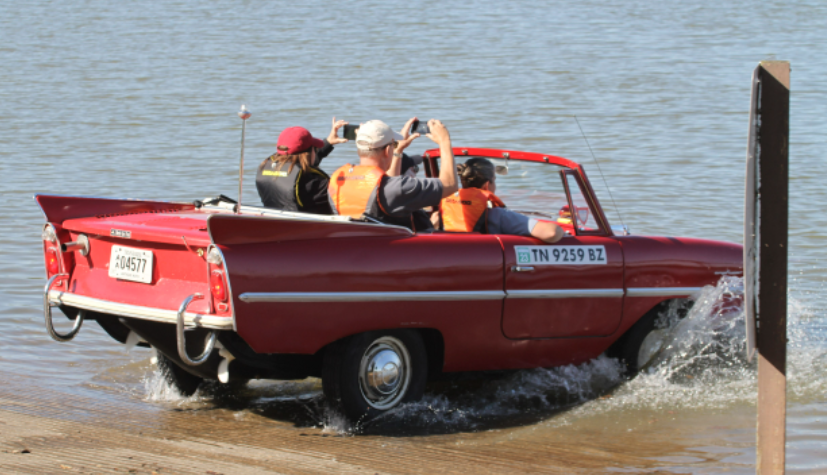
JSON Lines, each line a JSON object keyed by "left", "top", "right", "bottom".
{"left": 434, "top": 156, "right": 606, "bottom": 234}
{"left": 481, "top": 158, "right": 569, "bottom": 221}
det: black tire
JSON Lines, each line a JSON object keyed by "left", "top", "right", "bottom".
{"left": 322, "top": 330, "right": 428, "bottom": 423}
{"left": 156, "top": 352, "right": 204, "bottom": 397}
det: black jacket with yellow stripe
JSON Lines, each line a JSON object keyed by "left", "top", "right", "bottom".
{"left": 255, "top": 140, "right": 334, "bottom": 215}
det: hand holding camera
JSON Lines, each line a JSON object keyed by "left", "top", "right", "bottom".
{"left": 409, "top": 119, "right": 430, "bottom": 136}
{"left": 424, "top": 119, "right": 450, "bottom": 147}
{"left": 395, "top": 117, "right": 423, "bottom": 155}
{"left": 327, "top": 117, "right": 350, "bottom": 144}
{"left": 341, "top": 124, "right": 359, "bottom": 141}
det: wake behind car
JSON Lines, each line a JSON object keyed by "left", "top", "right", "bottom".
{"left": 37, "top": 147, "right": 742, "bottom": 421}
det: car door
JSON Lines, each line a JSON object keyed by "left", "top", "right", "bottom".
{"left": 500, "top": 169, "right": 625, "bottom": 339}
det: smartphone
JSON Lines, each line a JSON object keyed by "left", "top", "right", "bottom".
{"left": 409, "top": 119, "right": 430, "bottom": 136}
{"left": 342, "top": 124, "right": 359, "bottom": 141}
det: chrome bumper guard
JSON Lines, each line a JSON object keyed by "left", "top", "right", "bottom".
{"left": 46, "top": 290, "right": 235, "bottom": 330}
{"left": 44, "top": 275, "right": 84, "bottom": 342}
{"left": 176, "top": 294, "right": 216, "bottom": 366}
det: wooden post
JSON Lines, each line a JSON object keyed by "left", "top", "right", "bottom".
{"left": 744, "top": 61, "right": 790, "bottom": 474}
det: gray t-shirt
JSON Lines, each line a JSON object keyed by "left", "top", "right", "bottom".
{"left": 487, "top": 207, "right": 539, "bottom": 236}
{"left": 378, "top": 175, "right": 444, "bottom": 217}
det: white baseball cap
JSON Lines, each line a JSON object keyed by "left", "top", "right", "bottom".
{"left": 355, "top": 120, "right": 403, "bottom": 150}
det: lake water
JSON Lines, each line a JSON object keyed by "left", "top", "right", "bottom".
{"left": 1, "top": 0, "right": 826, "bottom": 472}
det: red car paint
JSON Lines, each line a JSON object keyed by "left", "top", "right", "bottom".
{"left": 37, "top": 148, "right": 743, "bottom": 376}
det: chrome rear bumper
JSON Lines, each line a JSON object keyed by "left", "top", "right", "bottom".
{"left": 48, "top": 290, "right": 234, "bottom": 330}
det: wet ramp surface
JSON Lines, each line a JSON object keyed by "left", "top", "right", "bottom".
{"left": 0, "top": 374, "right": 751, "bottom": 474}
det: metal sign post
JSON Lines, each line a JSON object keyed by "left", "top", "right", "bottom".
{"left": 744, "top": 61, "right": 790, "bottom": 475}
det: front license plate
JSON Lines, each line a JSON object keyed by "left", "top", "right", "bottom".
{"left": 109, "top": 245, "right": 154, "bottom": 283}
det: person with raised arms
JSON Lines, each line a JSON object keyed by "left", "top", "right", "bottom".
{"left": 327, "top": 118, "right": 458, "bottom": 230}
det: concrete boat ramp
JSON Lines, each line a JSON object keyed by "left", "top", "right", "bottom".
{"left": 0, "top": 370, "right": 750, "bottom": 474}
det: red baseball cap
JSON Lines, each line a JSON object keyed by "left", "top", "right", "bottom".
{"left": 276, "top": 126, "right": 324, "bottom": 155}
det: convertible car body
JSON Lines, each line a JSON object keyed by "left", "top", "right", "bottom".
{"left": 38, "top": 147, "right": 742, "bottom": 420}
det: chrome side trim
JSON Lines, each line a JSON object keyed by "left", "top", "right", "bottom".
{"left": 507, "top": 289, "right": 625, "bottom": 299}
{"left": 239, "top": 290, "right": 505, "bottom": 303}
{"left": 48, "top": 290, "right": 234, "bottom": 330}
{"left": 239, "top": 287, "right": 698, "bottom": 303}
{"left": 626, "top": 287, "right": 702, "bottom": 297}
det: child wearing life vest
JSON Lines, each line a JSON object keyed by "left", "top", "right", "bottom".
{"left": 439, "top": 158, "right": 563, "bottom": 243}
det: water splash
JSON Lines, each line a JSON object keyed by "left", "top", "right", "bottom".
{"left": 646, "top": 277, "right": 752, "bottom": 387}
{"left": 787, "top": 295, "right": 827, "bottom": 403}
{"left": 357, "top": 355, "right": 626, "bottom": 434}
{"left": 562, "top": 275, "right": 825, "bottom": 421}
{"left": 143, "top": 367, "right": 192, "bottom": 402}
{"left": 588, "top": 277, "right": 755, "bottom": 415}
{"left": 141, "top": 349, "right": 201, "bottom": 403}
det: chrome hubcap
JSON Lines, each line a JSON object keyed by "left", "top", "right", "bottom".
{"left": 637, "top": 328, "right": 667, "bottom": 369}
{"left": 359, "top": 336, "right": 411, "bottom": 410}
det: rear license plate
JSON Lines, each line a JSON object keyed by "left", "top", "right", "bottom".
{"left": 109, "top": 245, "right": 154, "bottom": 283}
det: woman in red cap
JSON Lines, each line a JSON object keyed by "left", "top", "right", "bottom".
{"left": 255, "top": 118, "right": 348, "bottom": 214}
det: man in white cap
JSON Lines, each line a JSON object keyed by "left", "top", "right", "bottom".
{"left": 327, "top": 118, "right": 458, "bottom": 229}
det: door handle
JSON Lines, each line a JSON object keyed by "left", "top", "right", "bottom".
{"left": 511, "top": 266, "right": 535, "bottom": 272}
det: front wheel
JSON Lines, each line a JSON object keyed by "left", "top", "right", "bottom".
{"left": 608, "top": 300, "right": 691, "bottom": 375}
{"left": 322, "top": 330, "right": 427, "bottom": 422}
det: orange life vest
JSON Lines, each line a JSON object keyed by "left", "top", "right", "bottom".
{"left": 441, "top": 188, "right": 506, "bottom": 233}
{"left": 327, "top": 164, "right": 387, "bottom": 219}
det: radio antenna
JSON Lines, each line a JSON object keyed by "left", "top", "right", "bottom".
{"left": 574, "top": 115, "right": 625, "bottom": 228}
{"left": 236, "top": 105, "right": 252, "bottom": 214}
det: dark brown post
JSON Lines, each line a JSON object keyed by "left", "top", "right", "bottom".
{"left": 744, "top": 61, "right": 790, "bottom": 474}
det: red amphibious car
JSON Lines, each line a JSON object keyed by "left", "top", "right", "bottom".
{"left": 38, "top": 147, "right": 742, "bottom": 421}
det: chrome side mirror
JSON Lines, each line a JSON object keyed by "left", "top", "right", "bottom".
{"left": 611, "top": 224, "right": 631, "bottom": 236}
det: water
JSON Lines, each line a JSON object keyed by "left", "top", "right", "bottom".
{"left": 1, "top": 0, "right": 826, "bottom": 472}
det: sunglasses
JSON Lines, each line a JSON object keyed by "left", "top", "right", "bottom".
{"left": 370, "top": 140, "right": 398, "bottom": 151}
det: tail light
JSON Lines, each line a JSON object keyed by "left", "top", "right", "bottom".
{"left": 43, "top": 224, "right": 61, "bottom": 277}
{"left": 46, "top": 248, "right": 60, "bottom": 276}
{"left": 210, "top": 271, "right": 228, "bottom": 303}
{"left": 206, "top": 246, "right": 231, "bottom": 313}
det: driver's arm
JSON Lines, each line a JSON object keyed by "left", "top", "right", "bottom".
{"left": 529, "top": 220, "right": 564, "bottom": 243}
{"left": 488, "top": 209, "right": 564, "bottom": 244}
